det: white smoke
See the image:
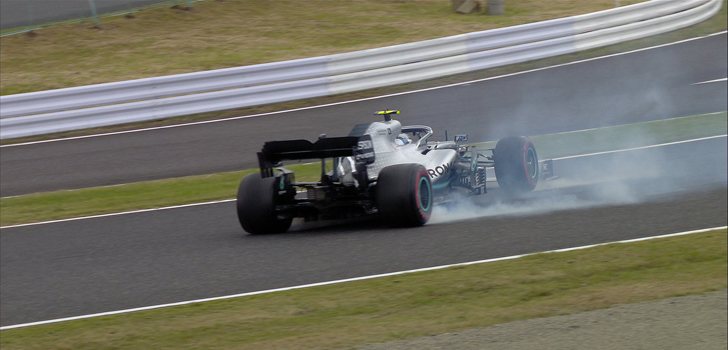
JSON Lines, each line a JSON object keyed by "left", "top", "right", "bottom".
{"left": 429, "top": 131, "right": 726, "bottom": 225}
{"left": 429, "top": 177, "right": 640, "bottom": 225}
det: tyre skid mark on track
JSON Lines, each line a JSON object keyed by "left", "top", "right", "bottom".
{"left": 1, "top": 134, "right": 725, "bottom": 230}
{"left": 1, "top": 226, "right": 725, "bottom": 331}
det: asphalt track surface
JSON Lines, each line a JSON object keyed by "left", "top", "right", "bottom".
{"left": 1, "top": 33, "right": 727, "bottom": 328}
{"left": 1, "top": 136, "right": 727, "bottom": 326}
{"left": 1, "top": 33, "right": 726, "bottom": 196}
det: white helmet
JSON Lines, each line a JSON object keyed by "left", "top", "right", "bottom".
{"left": 395, "top": 133, "right": 410, "bottom": 146}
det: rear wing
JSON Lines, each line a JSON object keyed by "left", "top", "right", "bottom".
{"left": 258, "top": 135, "right": 373, "bottom": 177}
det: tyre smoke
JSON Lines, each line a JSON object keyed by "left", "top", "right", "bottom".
{"left": 430, "top": 135, "right": 727, "bottom": 225}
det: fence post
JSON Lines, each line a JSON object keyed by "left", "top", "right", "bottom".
{"left": 24, "top": 2, "right": 34, "bottom": 26}
{"left": 488, "top": 0, "right": 504, "bottom": 15}
{"left": 87, "top": 0, "right": 101, "bottom": 27}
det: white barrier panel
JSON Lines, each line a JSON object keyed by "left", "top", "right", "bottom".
{"left": 0, "top": 0, "right": 721, "bottom": 139}
{"left": 0, "top": 56, "right": 331, "bottom": 118}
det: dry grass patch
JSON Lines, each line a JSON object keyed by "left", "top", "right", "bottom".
{"left": 0, "top": 0, "right": 644, "bottom": 95}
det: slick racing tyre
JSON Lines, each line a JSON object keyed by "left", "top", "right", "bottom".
{"left": 376, "top": 164, "right": 432, "bottom": 227}
{"left": 494, "top": 136, "right": 539, "bottom": 194}
{"left": 236, "top": 174, "right": 292, "bottom": 235}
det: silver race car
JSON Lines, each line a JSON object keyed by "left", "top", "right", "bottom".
{"left": 236, "top": 110, "right": 552, "bottom": 234}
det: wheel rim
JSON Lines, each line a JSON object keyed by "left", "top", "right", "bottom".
{"left": 418, "top": 176, "right": 431, "bottom": 211}
{"left": 526, "top": 147, "right": 537, "bottom": 179}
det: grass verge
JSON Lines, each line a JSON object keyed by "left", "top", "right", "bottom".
{"left": 1, "top": 229, "right": 725, "bottom": 349}
{"left": 478, "top": 111, "right": 728, "bottom": 157}
{"left": 1, "top": 112, "right": 725, "bottom": 227}
{"left": 2, "top": 1, "right": 724, "bottom": 145}
{"left": 0, "top": 163, "right": 317, "bottom": 226}
{"left": 0, "top": 1, "right": 195, "bottom": 37}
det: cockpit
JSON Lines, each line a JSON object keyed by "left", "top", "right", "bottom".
{"left": 401, "top": 125, "right": 433, "bottom": 152}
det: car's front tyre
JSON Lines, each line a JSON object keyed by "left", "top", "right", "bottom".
{"left": 494, "top": 136, "right": 539, "bottom": 195}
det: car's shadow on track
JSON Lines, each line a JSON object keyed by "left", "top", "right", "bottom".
{"left": 243, "top": 174, "right": 727, "bottom": 239}
{"left": 236, "top": 184, "right": 605, "bottom": 239}
{"left": 240, "top": 212, "right": 441, "bottom": 239}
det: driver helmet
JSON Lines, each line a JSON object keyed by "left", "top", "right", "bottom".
{"left": 395, "top": 133, "right": 411, "bottom": 146}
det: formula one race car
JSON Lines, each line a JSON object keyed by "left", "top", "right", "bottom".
{"left": 236, "top": 110, "right": 552, "bottom": 234}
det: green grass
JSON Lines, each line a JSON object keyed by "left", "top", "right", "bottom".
{"left": 1, "top": 229, "right": 725, "bottom": 349}
{"left": 534, "top": 112, "right": 728, "bottom": 158}
{"left": 2, "top": 112, "right": 725, "bottom": 227}
{"left": 0, "top": 163, "right": 321, "bottom": 226}
{"left": 474, "top": 112, "right": 728, "bottom": 158}
{"left": 0, "top": 0, "right": 646, "bottom": 95}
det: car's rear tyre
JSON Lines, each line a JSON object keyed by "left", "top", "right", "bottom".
{"left": 376, "top": 164, "right": 432, "bottom": 227}
{"left": 494, "top": 136, "right": 539, "bottom": 194}
{"left": 236, "top": 174, "right": 292, "bottom": 235}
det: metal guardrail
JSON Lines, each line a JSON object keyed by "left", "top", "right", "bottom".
{"left": 0, "top": 0, "right": 722, "bottom": 139}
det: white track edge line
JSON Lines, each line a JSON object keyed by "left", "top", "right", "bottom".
{"left": 2, "top": 133, "right": 725, "bottom": 229}
{"left": 2, "top": 31, "right": 726, "bottom": 148}
{"left": 2, "top": 225, "right": 725, "bottom": 331}
{"left": 0, "top": 199, "right": 235, "bottom": 229}
{"left": 551, "top": 134, "right": 727, "bottom": 160}
{"left": 692, "top": 77, "right": 728, "bottom": 85}
{"left": 533, "top": 112, "right": 726, "bottom": 137}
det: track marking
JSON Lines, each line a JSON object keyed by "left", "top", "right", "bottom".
{"left": 693, "top": 77, "right": 728, "bottom": 85}
{"left": 533, "top": 112, "right": 726, "bottom": 137}
{"left": 2, "top": 31, "right": 725, "bottom": 148}
{"left": 551, "top": 134, "right": 728, "bottom": 160}
{"left": 2, "top": 134, "right": 725, "bottom": 229}
{"left": 1, "top": 225, "right": 724, "bottom": 331}
{"left": 469, "top": 112, "right": 727, "bottom": 146}
{"left": 0, "top": 199, "right": 235, "bottom": 229}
